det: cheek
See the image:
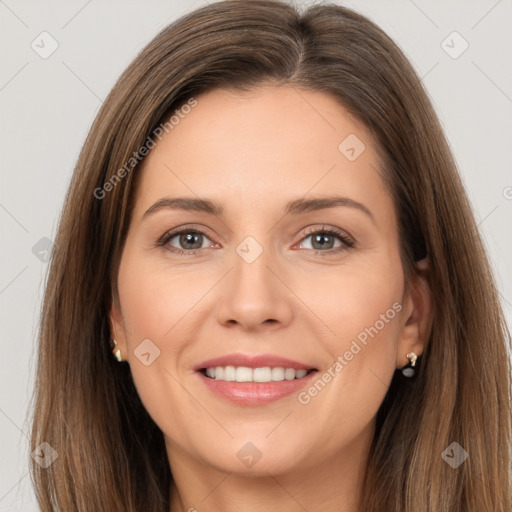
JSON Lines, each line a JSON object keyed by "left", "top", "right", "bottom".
{"left": 295, "top": 256, "right": 404, "bottom": 427}
{"left": 115, "top": 250, "right": 190, "bottom": 421}
{"left": 303, "top": 257, "right": 404, "bottom": 358}
{"left": 117, "top": 250, "right": 198, "bottom": 342}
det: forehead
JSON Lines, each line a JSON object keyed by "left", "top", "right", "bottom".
{"left": 134, "top": 85, "right": 391, "bottom": 220}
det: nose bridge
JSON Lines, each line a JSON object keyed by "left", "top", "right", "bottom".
{"left": 234, "top": 234, "right": 274, "bottom": 290}
{"left": 216, "top": 231, "right": 293, "bottom": 330}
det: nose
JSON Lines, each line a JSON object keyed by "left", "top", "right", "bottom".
{"left": 216, "top": 240, "right": 294, "bottom": 332}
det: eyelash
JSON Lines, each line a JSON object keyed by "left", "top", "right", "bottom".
{"left": 157, "top": 225, "right": 355, "bottom": 256}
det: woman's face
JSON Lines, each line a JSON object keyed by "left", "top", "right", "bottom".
{"left": 110, "top": 85, "right": 425, "bottom": 478}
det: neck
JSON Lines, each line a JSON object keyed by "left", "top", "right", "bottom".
{"left": 167, "top": 422, "right": 373, "bottom": 512}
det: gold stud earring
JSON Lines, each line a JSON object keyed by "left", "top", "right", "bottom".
{"left": 406, "top": 352, "right": 417, "bottom": 367}
{"left": 111, "top": 339, "right": 124, "bottom": 362}
{"left": 402, "top": 352, "right": 418, "bottom": 377}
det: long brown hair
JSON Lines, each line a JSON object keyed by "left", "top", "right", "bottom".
{"left": 30, "top": 1, "right": 511, "bottom": 510}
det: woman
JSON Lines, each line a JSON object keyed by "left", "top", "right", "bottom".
{"left": 30, "top": 1, "right": 511, "bottom": 510}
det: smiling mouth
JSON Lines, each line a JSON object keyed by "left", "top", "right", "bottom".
{"left": 200, "top": 366, "right": 318, "bottom": 383}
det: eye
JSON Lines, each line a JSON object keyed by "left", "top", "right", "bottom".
{"left": 297, "top": 226, "right": 354, "bottom": 253}
{"left": 158, "top": 227, "right": 214, "bottom": 255}
{"left": 157, "top": 225, "right": 354, "bottom": 256}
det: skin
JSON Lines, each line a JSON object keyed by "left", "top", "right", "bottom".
{"left": 110, "top": 85, "right": 432, "bottom": 512}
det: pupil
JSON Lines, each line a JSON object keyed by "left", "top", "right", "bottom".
{"left": 313, "top": 233, "right": 333, "bottom": 250}
{"left": 181, "top": 233, "right": 201, "bottom": 250}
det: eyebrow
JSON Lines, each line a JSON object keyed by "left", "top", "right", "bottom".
{"left": 142, "top": 195, "right": 375, "bottom": 224}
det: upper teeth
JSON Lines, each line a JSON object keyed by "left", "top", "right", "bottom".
{"left": 205, "top": 366, "right": 309, "bottom": 382}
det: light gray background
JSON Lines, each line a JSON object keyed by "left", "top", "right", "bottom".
{"left": 1, "top": 0, "right": 511, "bottom": 509}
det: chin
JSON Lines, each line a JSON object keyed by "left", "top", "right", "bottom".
{"left": 192, "top": 435, "right": 313, "bottom": 477}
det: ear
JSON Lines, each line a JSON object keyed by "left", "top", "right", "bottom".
{"left": 396, "top": 257, "right": 433, "bottom": 368}
{"left": 108, "top": 292, "right": 128, "bottom": 355}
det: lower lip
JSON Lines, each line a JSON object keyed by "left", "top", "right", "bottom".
{"left": 197, "top": 370, "right": 318, "bottom": 406}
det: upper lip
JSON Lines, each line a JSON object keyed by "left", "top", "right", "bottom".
{"left": 194, "top": 353, "right": 317, "bottom": 371}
